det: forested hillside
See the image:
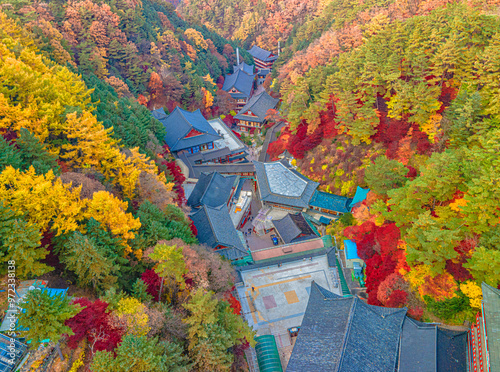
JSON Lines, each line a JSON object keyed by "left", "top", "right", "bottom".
{"left": 262, "top": 0, "right": 500, "bottom": 323}
{"left": 2, "top": 0, "right": 252, "bottom": 114}
{"left": 0, "top": 6, "right": 253, "bottom": 370}
{"left": 179, "top": 0, "right": 320, "bottom": 50}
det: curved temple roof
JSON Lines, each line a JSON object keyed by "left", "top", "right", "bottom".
{"left": 265, "top": 162, "right": 307, "bottom": 196}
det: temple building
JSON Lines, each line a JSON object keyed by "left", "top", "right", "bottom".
{"left": 187, "top": 171, "right": 252, "bottom": 265}
{"left": 152, "top": 107, "right": 220, "bottom": 155}
{"left": 254, "top": 160, "right": 318, "bottom": 212}
{"left": 308, "top": 190, "right": 352, "bottom": 217}
{"left": 271, "top": 213, "right": 318, "bottom": 244}
{"left": 247, "top": 45, "right": 278, "bottom": 71}
{"left": 234, "top": 91, "right": 279, "bottom": 133}
{"left": 287, "top": 282, "right": 468, "bottom": 372}
{"left": 186, "top": 172, "right": 238, "bottom": 209}
{"left": 222, "top": 69, "right": 255, "bottom": 109}
{"left": 153, "top": 108, "right": 247, "bottom": 166}
{"left": 190, "top": 205, "right": 250, "bottom": 263}
{"left": 253, "top": 160, "right": 353, "bottom": 218}
{"left": 469, "top": 283, "right": 500, "bottom": 372}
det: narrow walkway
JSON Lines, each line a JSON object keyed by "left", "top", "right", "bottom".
{"left": 259, "top": 121, "right": 286, "bottom": 162}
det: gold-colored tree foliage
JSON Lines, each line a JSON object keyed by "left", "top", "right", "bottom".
{"left": 0, "top": 13, "right": 171, "bottom": 200}
{"left": 0, "top": 167, "right": 85, "bottom": 236}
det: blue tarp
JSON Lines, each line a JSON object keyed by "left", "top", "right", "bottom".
{"left": 344, "top": 239, "right": 360, "bottom": 260}
{"left": 349, "top": 186, "right": 370, "bottom": 208}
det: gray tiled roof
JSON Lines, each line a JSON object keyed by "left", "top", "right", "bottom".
{"left": 271, "top": 213, "right": 317, "bottom": 244}
{"left": 436, "top": 328, "right": 468, "bottom": 372}
{"left": 185, "top": 147, "right": 231, "bottom": 163}
{"left": 399, "top": 318, "right": 438, "bottom": 371}
{"left": 337, "top": 299, "right": 407, "bottom": 372}
{"left": 254, "top": 160, "right": 319, "bottom": 208}
{"left": 233, "top": 62, "right": 255, "bottom": 75}
{"left": 151, "top": 107, "right": 168, "bottom": 120}
{"left": 289, "top": 283, "right": 468, "bottom": 372}
{"left": 153, "top": 107, "right": 221, "bottom": 152}
{"left": 288, "top": 282, "right": 407, "bottom": 372}
{"left": 247, "top": 45, "right": 278, "bottom": 62}
{"left": 234, "top": 91, "right": 279, "bottom": 124}
{"left": 483, "top": 282, "right": 500, "bottom": 371}
{"left": 190, "top": 163, "right": 256, "bottom": 178}
{"left": 190, "top": 205, "right": 248, "bottom": 261}
{"left": 222, "top": 69, "right": 255, "bottom": 98}
{"left": 187, "top": 172, "right": 237, "bottom": 208}
{"left": 287, "top": 283, "right": 353, "bottom": 372}
{"left": 257, "top": 69, "right": 270, "bottom": 77}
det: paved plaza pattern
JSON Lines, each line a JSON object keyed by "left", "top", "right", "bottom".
{"left": 236, "top": 255, "right": 340, "bottom": 368}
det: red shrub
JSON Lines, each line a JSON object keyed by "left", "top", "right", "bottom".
{"left": 65, "top": 298, "right": 123, "bottom": 352}
{"left": 374, "top": 223, "right": 400, "bottom": 258}
{"left": 407, "top": 306, "right": 424, "bottom": 321}
{"left": 189, "top": 219, "right": 198, "bottom": 236}
{"left": 141, "top": 269, "right": 162, "bottom": 301}
{"left": 163, "top": 161, "right": 186, "bottom": 205}
{"left": 226, "top": 292, "right": 242, "bottom": 315}
{"left": 365, "top": 253, "right": 397, "bottom": 305}
{"left": 405, "top": 165, "right": 417, "bottom": 179}
{"left": 445, "top": 259, "right": 473, "bottom": 282}
{"left": 385, "top": 290, "right": 408, "bottom": 308}
{"left": 267, "top": 138, "right": 286, "bottom": 160}
{"left": 357, "top": 232, "right": 376, "bottom": 261}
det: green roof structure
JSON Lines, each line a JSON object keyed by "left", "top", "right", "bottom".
{"left": 254, "top": 335, "right": 283, "bottom": 372}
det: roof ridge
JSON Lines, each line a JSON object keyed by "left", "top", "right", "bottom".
{"left": 362, "top": 301, "right": 408, "bottom": 319}
{"left": 482, "top": 281, "right": 500, "bottom": 297}
{"left": 336, "top": 297, "right": 357, "bottom": 372}
{"left": 170, "top": 107, "right": 192, "bottom": 150}
{"left": 199, "top": 172, "right": 217, "bottom": 206}
{"left": 203, "top": 205, "right": 222, "bottom": 243}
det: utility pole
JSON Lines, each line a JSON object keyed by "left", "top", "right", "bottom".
{"left": 236, "top": 47, "right": 240, "bottom": 65}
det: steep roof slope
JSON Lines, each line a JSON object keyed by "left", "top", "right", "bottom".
{"left": 187, "top": 172, "right": 237, "bottom": 208}
{"left": 247, "top": 45, "right": 278, "bottom": 62}
{"left": 271, "top": 213, "right": 317, "bottom": 244}
{"left": 190, "top": 205, "right": 248, "bottom": 260}
{"left": 233, "top": 62, "right": 255, "bottom": 75}
{"left": 234, "top": 91, "right": 279, "bottom": 123}
{"left": 222, "top": 69, "right": 255, "bottom": 98}
{"left": 155, "top": 107, "right": 221, "bottom": 152}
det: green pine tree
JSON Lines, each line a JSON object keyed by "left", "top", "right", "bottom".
{"left": 91, "top": 335, "right": 190, "bottom": 372}
{"left": 17, "top": 289, "right": 82, "bottom": 348}
{"left": 0, "top": 203, "right": 52, "bottom": 278}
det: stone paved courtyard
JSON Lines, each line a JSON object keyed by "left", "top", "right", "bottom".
{"left": 236, "top": 254, "right": 340, "bottom": 369}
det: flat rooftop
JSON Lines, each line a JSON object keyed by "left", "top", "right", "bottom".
{"left": 209, "top": 118, "right": 245, "bottom": 152}
{"left": 236, "top": 255, "right": 340, "bottom": 367}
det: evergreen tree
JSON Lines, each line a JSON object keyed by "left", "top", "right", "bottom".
{"left": 0, "top": 203, "right": 52, "bottom": 278}
{"left": 0, "top": 136, "right": 22, "bottom": 172}
{"left": 91, "top": 335, "right": 190, "bottom": 372}
{"left": 132, "top": 279, "right": 153, "bottom": 303}
{"left": 60, "top": 232, "right": 118, "bottom": 291}
{"left": 17, "top": 289, "right": 82, "bottom": 348}
{"left": 364, "top": 156, "right": 409, "bottom": 195}
{"left": 16, "top": 128, "right": 60, "bottom": 175}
